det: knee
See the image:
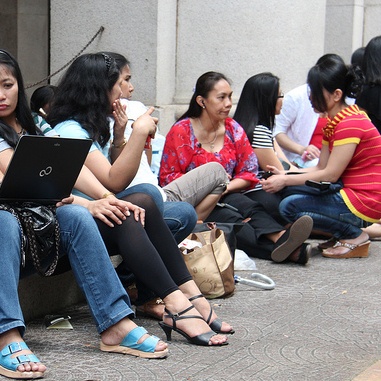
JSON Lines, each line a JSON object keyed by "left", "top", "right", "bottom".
{"left": 126, "top": 193, "right": 158, "bottom": 212}
{"left": 279, "top": 196, "right": 302, "bottom": 222}
{"left": 57, "top": 204, "right": 93, "bottom": 227}
{"left": 179, "top": 203, "right": 198, "bottom": 226}
{"left": 204, "top": 162, "right": 229, "bottom": 192}
{"left": 164, "top": 202, "right": 197, "bottom": 225}
{"left": 163, "top": 202, "right": 197, "bottom": 241}
{"left": 207, "top": 162, "right": 228, "bottom": 179}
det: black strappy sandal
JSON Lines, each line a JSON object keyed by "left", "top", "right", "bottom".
{"left": 189, "top": 294, "right": 235, "bottom": 334}
{"left": 158, "top": 305, "right": 228, "bottom": 346}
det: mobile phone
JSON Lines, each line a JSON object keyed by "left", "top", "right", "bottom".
{"left": 262, "top": 171, "right": 274, "bottom": 179}
{"left": 217, "top": 202, "right": 239, "bottom": 212}
{"left": 305, "top": 180, "right": 331, "bottom": 191}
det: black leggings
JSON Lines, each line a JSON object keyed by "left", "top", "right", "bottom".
{"left": 95, "top": 193, "right": 193, "bottom": 300}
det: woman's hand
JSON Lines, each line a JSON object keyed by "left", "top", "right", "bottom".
{"left": 56, "top": 196, "right": 74, "bottom": 207}
{"left": 112, "top": 99, "right": 128, "bottom": 142}
{"left": 266, "top": 165, "right": 286, "bottom": 175}
{"left": 260, "top": 175, "right": 287, "bottom": 193}
{"left": 303, "top": 144, "right": 320, "bottom": 161}
{"left": 86, "top": 197, "right": 145, "bottom": 227}
{"left": 132, "top": 107, "right": 158, "bottom": 138}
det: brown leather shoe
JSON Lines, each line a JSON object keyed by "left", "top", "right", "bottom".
{"left": 318, "top": 237, "right": 337, "bottom": 250}
{"left": 136, "top": 298, "right": 165, "bottom": 320}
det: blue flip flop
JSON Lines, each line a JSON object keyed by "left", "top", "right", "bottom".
{"left": 0, "top": 341, "right": 44, "bottom": 379}
{"left": 100, "top": 326, "right": 168, "bottom": 359}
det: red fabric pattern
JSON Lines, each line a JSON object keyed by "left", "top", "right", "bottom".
{"left": 159, "top": 117, "right": 259, "bottom": 190}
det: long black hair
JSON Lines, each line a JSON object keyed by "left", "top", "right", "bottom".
{"left": 0, "top": 49, "right": 38, "bottom": 148}
{"left": 362, "top": 35, "right": 381, "bottom": 85}
{"left": 307, "top": 55, "right": 364, "bottom": 113}
{"left": 234, "top": 72, "right": 279, "bottom": 142}
{"left": 48, "top": 53, "right": 120, "bottom": 148}
{"left": 178, "top": 71, "right": 231, "bottom": 121}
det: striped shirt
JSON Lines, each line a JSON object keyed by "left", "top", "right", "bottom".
{"left": 323, "top": 104, "right": 381, "bottom": 222}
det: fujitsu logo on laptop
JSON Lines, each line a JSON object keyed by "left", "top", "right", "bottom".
{"left": 39, "top": 166, "right": 53, "bottom": 177}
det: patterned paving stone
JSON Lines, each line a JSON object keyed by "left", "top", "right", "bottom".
{"left": 23, "top": 239, "right": 381, "bottom": 381}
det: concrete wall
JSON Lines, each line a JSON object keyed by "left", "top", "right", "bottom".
{"left": 325, "top": 0, "right": 365, "bottom": 61}
{"left": 0, "top": 0, "right": 49, "bottom": 98}
{"left": 363, "top": 0, "right": 381, "bottom": 43}
{"left": 4, "top": 0, "right": 381, "bottom": 134}
{"left": 17, "top": 0, "right": 49, "bottom": 94}
{"left": 0, "top": 0, "right": 18, "bottom": 56}
{"left": 50, "top": 0, "right": 328, "bottom": 133}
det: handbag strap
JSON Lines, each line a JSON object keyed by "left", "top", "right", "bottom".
{"left": 0, "top": 204, "right": 27, "bottom": 267}
{"left": 192, "top": 227, "right": 220, "bottom": 245}
{"left": 0, "top": 203, "right": 60, "bottom": 276}
{"left": 21, "top": 208, "right": 60, "bottom": 276}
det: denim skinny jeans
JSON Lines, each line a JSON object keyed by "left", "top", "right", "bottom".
{"left": 279, "top": 192, "right": 364, "bottom": 239}
{"left": 0, "top": 205, "right": 133, "bottom": 337}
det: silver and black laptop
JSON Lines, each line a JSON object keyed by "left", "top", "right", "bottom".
{"left": 0, "top": 135, "right": 92, "bottom": 204}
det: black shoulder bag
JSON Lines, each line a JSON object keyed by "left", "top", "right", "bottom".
{"left": 0, "top": 202, "right": 60, "bottom": 276}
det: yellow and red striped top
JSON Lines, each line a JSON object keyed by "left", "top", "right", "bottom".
{"left": 322, "top": 104, "right": 381, "bottom": 222}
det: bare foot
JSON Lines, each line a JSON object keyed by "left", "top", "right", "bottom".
{"left": 163, "top": 291, "right": 228, "bottom": 345}
{"left": 323, "top": 232, "right": 369, "bottom": 256}
{"left": 0, "top": 329, "right": 46, "bottom": 378}
{"left": 100, "top": 317, "right": 168, "bottom": 353}
{"left": 362, "top": 223, "right": 381, "bottom": 239}
{"left": 188, "top": 294, "right": 234, "bottom": 333}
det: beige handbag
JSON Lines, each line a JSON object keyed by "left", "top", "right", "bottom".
{"left": 180, "top": 227, "right": 235, "bottom": 299}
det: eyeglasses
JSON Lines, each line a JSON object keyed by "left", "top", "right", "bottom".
{"left": 277, "top": 92, "right": 284, "bottom": 99}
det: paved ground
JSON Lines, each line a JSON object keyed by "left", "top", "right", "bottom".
{"left": 19, "top": 238, "right": 381, "bottom": 381}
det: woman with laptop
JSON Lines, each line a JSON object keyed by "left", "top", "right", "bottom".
{"left": 0, "top": 50, "right": 230, "bottom": 379}
{"left": 47, "top": 54, "right": 233, "bottom": 321}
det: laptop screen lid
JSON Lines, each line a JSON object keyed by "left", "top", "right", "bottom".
{"left": 0, "top": 135, "right": 92, "bottom": 204}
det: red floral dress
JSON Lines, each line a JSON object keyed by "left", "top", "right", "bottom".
{"left": 159, "top": 117, "right": 259, "bottom": 190}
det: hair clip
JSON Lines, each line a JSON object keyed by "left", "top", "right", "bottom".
{"left": 101, "top": 53, "right": 112, "bottom": 72}
{"left": 0, "top": 50, "right": 11, "bottom": 58}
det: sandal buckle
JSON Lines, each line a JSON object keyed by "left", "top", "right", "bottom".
{"left": 2, "top": 342, "right": 22, "bottom": 356}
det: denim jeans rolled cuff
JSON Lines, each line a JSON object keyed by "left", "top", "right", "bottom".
{"left": 56, "top": 205, "right": 134, "bottom": 334}
{"left": 117, "top": 183, "right": 164, "bottom": 215}
{"left": 279, "top": 192, "right": 364, "bottom": 239}
{"left": 163, "top": 162, "right": 228, "bottom": 206}
{"left": 0, "top": 320, "right": 26, "bottom": 338}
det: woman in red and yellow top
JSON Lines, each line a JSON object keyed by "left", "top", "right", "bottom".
{"left": 160, "top": 72, "right": 314, "bottom": 265}
{"left": 262, "top": 55, "right": 381, "bottom": 258}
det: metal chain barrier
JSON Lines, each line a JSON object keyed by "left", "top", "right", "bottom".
{"left": 26, "top": 26, "right": 105, "bottom": 89}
